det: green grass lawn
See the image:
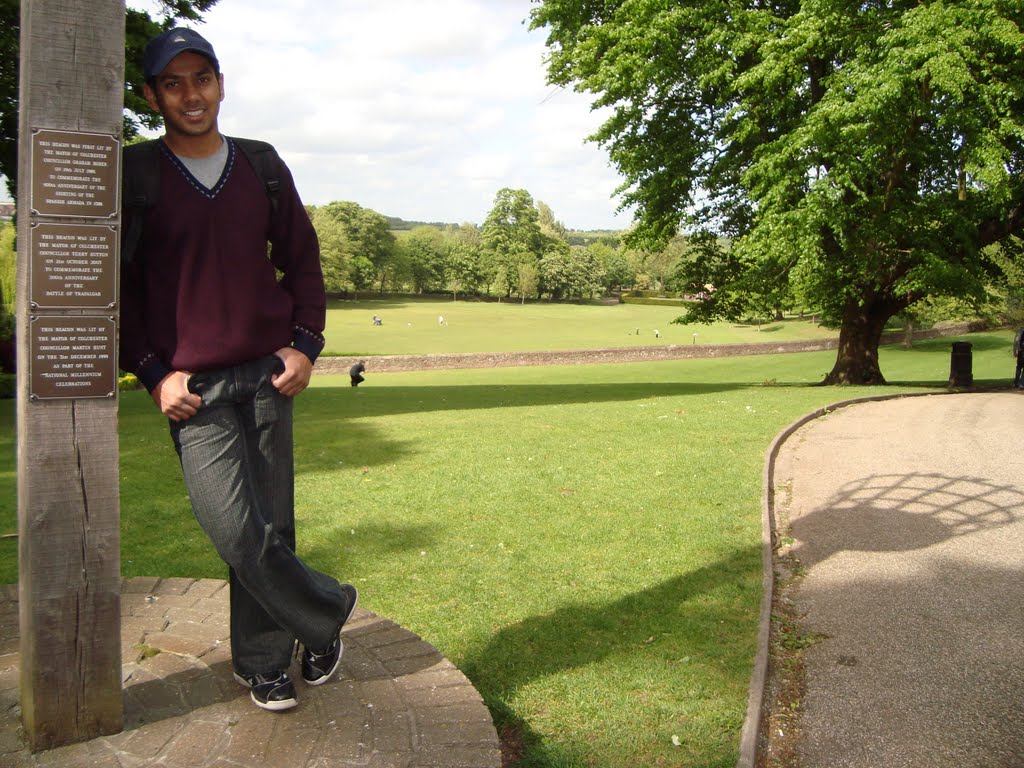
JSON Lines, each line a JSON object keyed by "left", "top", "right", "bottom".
{"left": 323, "top": 297, "right": 839, "bottom": 356}
{"left": 0, "top": 310, "right": 1015, "bottom": 766}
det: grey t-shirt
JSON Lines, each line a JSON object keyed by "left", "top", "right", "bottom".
{"left": 176, "top": 138, "right": 229, "bottom": 189}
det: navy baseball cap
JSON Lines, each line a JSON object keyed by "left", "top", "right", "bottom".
{"left": 143, "top": 28, "right": 219, "bottom": 80}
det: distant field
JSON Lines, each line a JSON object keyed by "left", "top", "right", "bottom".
{"left": 323, "top": 298, "right": 838, "bottom": 356}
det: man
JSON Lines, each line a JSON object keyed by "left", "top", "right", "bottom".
{"left": 350, "top": 360, "right": 366, "bottom": 387}
{"left": 119, "top": 28, "right": 357, "bottom": 713}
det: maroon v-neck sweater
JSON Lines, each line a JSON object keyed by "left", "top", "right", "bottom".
{"left": 119, "top": 139, "right": 326, "bottom": 392}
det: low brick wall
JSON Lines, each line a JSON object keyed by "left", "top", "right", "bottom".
{"left": 315, "top": 321, "right": 989, "bottom": 376}
{"left": 317, "top": 339, "right": 835, "bottom": 375}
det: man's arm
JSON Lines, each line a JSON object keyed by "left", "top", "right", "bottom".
{"left": 263, "top": 151, "right": 327, "bottom": 363}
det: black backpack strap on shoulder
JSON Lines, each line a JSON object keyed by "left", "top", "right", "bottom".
{"left": 231, "top": 136, "right": 283, "bottom": 217}
{"left": 120, "top": 139, "right": 162, "bottom": 265}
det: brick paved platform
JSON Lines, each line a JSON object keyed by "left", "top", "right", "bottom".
{"left": 0, "top": 578, "right": 501, "bottom": 768}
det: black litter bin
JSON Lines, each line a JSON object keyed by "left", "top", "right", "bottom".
{"left": 949, "top": 341, "right": 973, "bottom": 388}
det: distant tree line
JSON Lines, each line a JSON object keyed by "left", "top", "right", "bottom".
{"left": 312, "top": 187, "right": 683, "bottom": 303}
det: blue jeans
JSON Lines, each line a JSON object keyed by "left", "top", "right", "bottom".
{"left": 170, "top": 355, "right": 348, "bottom": 676}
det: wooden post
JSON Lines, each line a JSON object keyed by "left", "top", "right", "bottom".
{"left": 15, "top": 0, "right": 125, "bottom": 750}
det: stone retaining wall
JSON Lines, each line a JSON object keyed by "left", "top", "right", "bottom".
{"left": 315, "top": 321, "right": 989, "bottom": 376}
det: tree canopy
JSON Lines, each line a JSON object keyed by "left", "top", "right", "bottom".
{"left": 0, "top": 0, "right": 219, "bottom": 197}
{"left": 313, "top": 201, "right": 396, "bottom": 292}
{"left": 532, "top": 0, "right": 1024, "bottom": 383}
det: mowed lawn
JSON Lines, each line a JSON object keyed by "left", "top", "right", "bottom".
{"left": 323, "top": 297, "right": 839, "bottom": 356}
{"left": 0, "top": 300, "right": 1014, "bottom": 767}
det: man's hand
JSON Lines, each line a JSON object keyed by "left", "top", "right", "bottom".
{"left": 152, "top": 371, "right": 201, "bottom": 422}
{"left": 272, "top": 347, "right": 313, "bottom": 397}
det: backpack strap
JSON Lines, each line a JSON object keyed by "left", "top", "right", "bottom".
{"left": 120, "top": 139, "right": 162, "bottom": 265}
{"left": 230, "top": 137, "right": 283, "bottom": 218}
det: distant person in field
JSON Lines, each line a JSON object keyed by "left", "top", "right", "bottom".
{"left": 1014, "top": 328, "right": 1024, "bottom": 388}
{"left": 438, "top": 314, "right": 446, "bottom": 326}
{"left": 372, "top": 315, "right": 382, "bottom": 326}
{"left": 350, "top": 360, "right": 366, "bottom": 387}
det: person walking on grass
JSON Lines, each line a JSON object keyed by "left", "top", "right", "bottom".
{"left": 119, "top": 28, "right": 357, "bottom": 713}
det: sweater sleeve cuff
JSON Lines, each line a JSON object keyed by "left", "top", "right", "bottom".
{"left": 293, "top": 324, "right": 325, "bottom": 364}
{"left": 137, "top": 358, "right": 173, "bottom": 394}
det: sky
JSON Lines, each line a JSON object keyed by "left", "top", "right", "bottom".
{"left": 128, "top": 0, "right": 634, "bottom": 231}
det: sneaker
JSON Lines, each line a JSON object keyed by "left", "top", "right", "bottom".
{"left": 233, "top": 670, "right": 298, "bottom": 712}
{"left": 301, "top": 584, "right": 359, "bottom": 686}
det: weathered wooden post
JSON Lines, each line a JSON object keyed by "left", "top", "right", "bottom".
{"left": 15, "top": 0, "right": 125, "bottom": 749}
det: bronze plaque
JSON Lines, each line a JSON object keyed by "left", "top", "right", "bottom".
{"left": 30, "top": 223, "right": 117, "bottom": 309}
{"left": 30, "top": 316, "right": 117, "bottom": 400}
{"left": 30, "top": 129, "right": 119, "bottom": 219}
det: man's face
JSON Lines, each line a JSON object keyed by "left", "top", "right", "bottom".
{"left": 144, "top": 51, "right": 224, "bottom": 143}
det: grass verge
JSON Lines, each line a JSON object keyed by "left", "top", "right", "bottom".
{"left": 0, "top": 330, "right": 1015, "bottom": 766}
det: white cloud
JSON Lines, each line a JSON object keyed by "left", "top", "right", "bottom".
{"left": 128, "top": 0, "right": 633, "bottom": 230}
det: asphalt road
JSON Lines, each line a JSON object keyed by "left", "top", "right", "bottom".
{"left": 773, "top": 392, "right": 1024, "bottom": 767}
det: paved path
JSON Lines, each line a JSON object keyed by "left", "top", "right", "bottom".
{"left": 771, "top": 392, "right": 1024, "bottom": 767}
{"left": 0, "top": 577, "right": 500, "bottom": 768}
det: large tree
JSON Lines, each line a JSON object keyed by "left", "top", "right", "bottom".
{"left": 316, "top": 201, "right": 396, "bottom": 292}
{"left": 0, "top": 0, "right": 219, "bottom": 197}
{"left": 532, "top": 0, "right": 1024, "bottom": 384}
{"left": 481, "top": 188, "right": 546, "bottom": 295}
{"left": 400, "top": 225, "right": 447, "bottom": 293}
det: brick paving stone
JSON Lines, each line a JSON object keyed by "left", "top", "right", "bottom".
{"left": 413, "top": 746, "right": 504, "bottom": 768}
{"left": 151, "top": 578, "right": 197, "bottom": 596}
{"left": 374, "top": 638, "right": 441, "bottom": 662}
{"left": 134, "top": 594, "right": 207, "bottom": 613}
{"left": 164, "top": 607, "right": 220, "bottom": 624}
{"left": 396, "top": 682, "right": 482, "bottom": 710}
{"left": 396, "top": 660, "right": 464, "bottom": 688}
{"left": 144, "top": 630, "right": 222, "bottom": 658}
{"left": 357, "top": 624, "right": 423, "bottom": 649}
{"left": 365, "top": 752, "right": 415, "bottom": 768}
{"left": 0, "top": 579, "right": 499, "bottom": 768}
{"left": 154, "top": 619, "right": 230, "bottom": 645}
{"left": 336, "top": 642, "right": 390, "bottom": 681}
{"left": 122, "top": 577, "right": 161, "bottom": 594}
{"left": 182, "top": 579, "right": 227, "bottom": 600}
{"left": 369, "top": 708, "right": 414, "bottom": 753}
{"left": 309, "top": 715, "right": 369, "bottom": 762}
{"left": 121, "top": 615, "right": 170, "bottom": 634}
{"left": 162, "top": 719, "right": 229, "bottom": 768}
{"left": 133, "top": 647, "right": 208, "bottom": 681}
{"left": 384, "top": 654, "right": 450, "bottom": 678}
{"left": 414, "top": 703, "right": 497, "bottom": 727}
{"left": 113, "top": 716, "right": 185, "bottom": 760}
{"left": 265, "top": 721, "right": 321, "bottom": 767}
{"left": 217, "top": 713, "right": 275, "bottom": 764}
{"left": 418, "top": 718, "right": 499, "bottom": 748}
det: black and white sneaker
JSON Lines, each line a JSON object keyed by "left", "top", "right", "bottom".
{"left": 233, "top": 670, "right": 298, "bottom": 711}
{"left": 301, "top": 584, "right": 359, "bottom": 686}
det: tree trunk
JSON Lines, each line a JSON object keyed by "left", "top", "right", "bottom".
{"left": 821, "top": 299, "right": 893, "bottom": 385}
